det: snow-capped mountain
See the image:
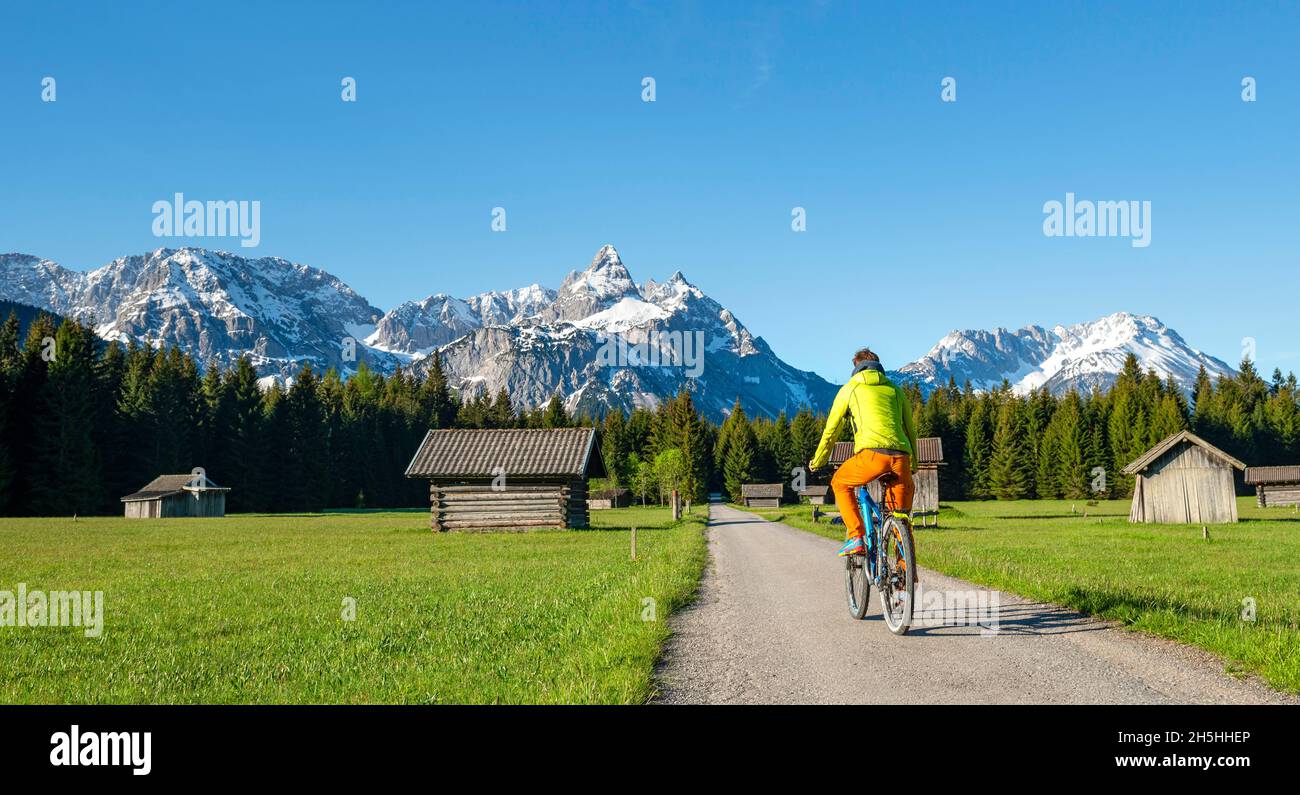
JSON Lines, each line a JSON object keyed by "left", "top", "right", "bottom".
{"left": 0, "top": 245, "right": 837, "bottom": 420}
{"left": 893, "top": 312, "right": 1237, "bottom": 396}
{"left": 1, "top": 245, "right": 1237, "bottom": 414}
{"left": 366, "top": 284, "right": 556, "bottom": 356}
{"left": 379, "top": 245, "right": 837, "bottom": 420}
{"left": 0, "top": 248, "right": 386, "bottom": 374}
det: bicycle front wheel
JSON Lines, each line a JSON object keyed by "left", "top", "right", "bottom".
{"left": 877, "top": 516, "right": 915, "bottom": 634}
{"left": 845, "top": 554, "right": 870, "bottom": 620}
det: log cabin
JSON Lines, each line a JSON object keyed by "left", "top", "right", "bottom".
{"left": 740, "top": 483, "right": 783, "bottom": 508}
{"left": 404, "top": 428, "right": 605, "bottom": 531}
{"left": 1244, "top": 465, "right": 1300, "bottom": 508}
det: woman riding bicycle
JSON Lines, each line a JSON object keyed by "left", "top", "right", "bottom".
{"left": 808, "top": 348, "right": 918, "bottom": 557}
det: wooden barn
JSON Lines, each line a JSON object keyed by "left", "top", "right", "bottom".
{"left": 589, "top": 488, "right": 631, "bottom": 510}
{"left": 1122, "top": 430, "right": 1246, "bottom": 524}
{"left": 740, "top": 484, "right": 783, "bottom": 508}
{"left": 829, "top": 437, "right": 945, "bottom": 525}
{"left": 121, "top": 473, "right": 230, "bottom": 518}
{"left": 1244, "top": 466, "right": 1300, "bottom": 507}
{"left": 799, "top": 485, "right": 830, "bottom": 505}
{"left": 404, "top": 428, "right": 605, "bottom": 531}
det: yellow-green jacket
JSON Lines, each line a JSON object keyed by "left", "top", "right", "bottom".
{"left": 810, "top": 362, "right": 918, "bottom": 470}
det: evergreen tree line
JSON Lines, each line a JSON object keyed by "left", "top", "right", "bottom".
{"left": 907, "top": 354, "right": 1297, "bottom": 501}
{"left": 0, "top": 313, "right": 586, "bottom": 516}
{"left": 3, "top": 310, "right": 1297, "bottom": 516}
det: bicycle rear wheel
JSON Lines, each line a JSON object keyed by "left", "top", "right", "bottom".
{"left": 845, "top": 554, "right": 870, "bottom": 620}
{"left": 877, "top": 516, "right": 915, "bottom": 634}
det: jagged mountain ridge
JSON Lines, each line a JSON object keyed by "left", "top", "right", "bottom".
{"left": 892, "top": 312, "right": 1237, "bottom": 396}
{"left": 0, "top": 248, "right": 388, "bottom": 374}
{"left": 377, "top": 245, "right": 837, "bottom": 420}
{"left": 0, "top": 245, "right": 838, "bottom": 421}
{"left": 0, "top": 247, "right": 1238, "bottom": 416}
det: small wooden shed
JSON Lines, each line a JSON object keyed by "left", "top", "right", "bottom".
{"left": 121, "top": 473, "right": 230, "bottom": 518}
{"left": 911, "top": 437, "right": 945, "bottom": 526}
{"left": 1244, "top": 466, "right": 1300, "bottom": 507}
{"left": 741, "top": 483, "right": 783, "bottom": 508}
{"left": 799, "top": 485, "right": 830, "bottom": 505}
{"left": 404, "top": 428, "right": 605, "bottom": 531}
{"left": 1122, "top": 430, "right": 1246, "bottom": 524}
{"left": 589, "top": 488, "right": 631, "bottom": 510}
{"left": 829, "top": 437, "right": 945, "bottom": 525}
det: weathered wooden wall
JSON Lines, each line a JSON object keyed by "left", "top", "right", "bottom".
{"left": 124, "top": 500, "right": 156, "bottom": 519}
{"left": 429, "top": 481, "right": 589, "bottom": 531}
{"left": 912, "top": 467, "right": 939, "bottom": 526}
{"left": 124, "top": 492, "right": 226, "bottom": 518}
{"left": 1258, "top": 484, "right": 1300, "bottom": 507}
{"left": 1129, "top": 443, "right": 1238, "bottom": 524}
{"left": 743, "top": 497, "right": 781, "bottom": 508}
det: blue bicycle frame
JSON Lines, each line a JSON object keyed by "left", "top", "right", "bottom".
{"left": 855, "top": 486, "right": 883, "bottom": 583}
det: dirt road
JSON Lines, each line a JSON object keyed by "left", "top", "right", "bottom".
{"left": 655, "top": 504, "right": 1293, "bottom": 704}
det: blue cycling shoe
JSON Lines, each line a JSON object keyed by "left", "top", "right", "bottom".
{"left": 837, "top": 535, "right": 866, "bottom": 557}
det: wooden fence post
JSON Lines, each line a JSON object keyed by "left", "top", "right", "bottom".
{"left": 671, "top": 490, "right": 681, "bottom": 521}
{"left": 631, "top": 526, "right": 637, "bottom": 560}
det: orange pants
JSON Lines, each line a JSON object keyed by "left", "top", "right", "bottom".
{"left": 832, "top": 449, "right": 914, "bottom": 540}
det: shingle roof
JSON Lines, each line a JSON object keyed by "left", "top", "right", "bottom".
{"left": 1122, "top": 430, "right": 1247, "bottom": 475}
{"left": 916, "top": 437, "right": 944, "bottom": 464}
{"left": 121, "top": 473, "right": 228, "bottom": 502}
{"left": 1245, "top": 465, "right": 1300, "bottom": 485}
{"left": 829, "top": 437, "right": 943, "bottom": 466}
{"left": 405, "top": 428, "right": 604, "bottom": 480}
{"left": 799, "top": 485, "right": 830, "bottom": 497}
{"left": 741, "top": 483, "right": 784, "bottom": 498}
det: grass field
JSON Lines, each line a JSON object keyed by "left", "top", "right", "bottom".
{"left": 0, "top": 505, "right": 707, "bottom": 704}
{"left": 744, "top": 497, "right": 1300, "bottom": 694}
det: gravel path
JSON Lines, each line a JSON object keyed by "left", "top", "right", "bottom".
{"left": 654, "top": 503, "right": 1295, "bottom": 705}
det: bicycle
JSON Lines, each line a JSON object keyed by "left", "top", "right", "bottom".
{"left": 843, "top": 475, "right": 916, "bottom": 634}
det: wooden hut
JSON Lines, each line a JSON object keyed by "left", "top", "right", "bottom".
{"left": 404, "top": 428, "right": 605, "bottom": 531}
{"left": 1244, "top": 466, "right": 1300, "bottom": 507}
{"left": 911, "top": 437, "right": 945, "bottom": 526}
{"left": 799, "top": 485, "right": 830, "bottom": 505}
{"left": 1122, "top": 430, "right": 1246, "bottom": 524}
{"left": 740, "top": 484, "right": 783, "bottom": 508}
{"left": 589, "top": 488, "right": 631, "bottom": 510}
{"left": 121, "top": 473, "right": 229, "bottom": 518}
{"left": 829, "top": 437, "right": 945, "bottom": 525}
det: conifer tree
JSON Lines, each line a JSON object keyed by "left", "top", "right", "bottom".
{"left": 601, "top": 409, "right": 630, "bottom": 487}
{"left": 723, "top": 413, "right": 757, "bottom": 504}
{"left": 963, "top": 397, "right": 992, "bottom": 499}
{"left": 542, "top": 392, "right": 569, "bottom": 428}
{"left": 29, "top": 319, "right": 102, "bottom": 515}
{"left": 988, "top": 397, "right": 1031, "bottom": 500}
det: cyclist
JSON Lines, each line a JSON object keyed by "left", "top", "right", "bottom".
{"left": 808, "top": 348, "right": 917, "bottom": 557}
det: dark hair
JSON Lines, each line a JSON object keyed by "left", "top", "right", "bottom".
{"left": 853, "top": 348, "right": 880, "bottom": 366}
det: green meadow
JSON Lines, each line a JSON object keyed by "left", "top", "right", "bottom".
{"left": 0, "top": 505, "right": 707, "bottom": 704}
{"left": 744, "top": 497, "right": 1300, "bottom": 694}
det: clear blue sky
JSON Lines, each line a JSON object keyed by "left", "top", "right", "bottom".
{"left": 2, "top": 1, "right": 1297, "bottom": 382}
